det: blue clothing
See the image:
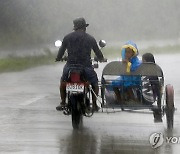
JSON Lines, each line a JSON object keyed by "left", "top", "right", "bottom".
{"left": 121, "top": 40, "right": 138, "bottom": 60}
{"left": 111, "top": 75, "right": 141, "bottom": 87}
{"left": 111, "top": 41, "right": 142, "bottom": 87}
{"left": 129, "top": 56, "right": 142, "bottom": 71}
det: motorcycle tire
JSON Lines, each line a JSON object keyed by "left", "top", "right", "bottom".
{"left": 70, "top": 95, "right": 82, "bottom": 129}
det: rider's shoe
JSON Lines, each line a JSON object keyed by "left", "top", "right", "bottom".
{"left": 56, "top": 102, "right": 66, "bottom": 111}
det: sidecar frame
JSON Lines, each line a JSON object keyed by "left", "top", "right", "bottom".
{"left": 100, "top": 61, "right": 175, "bottom": 129}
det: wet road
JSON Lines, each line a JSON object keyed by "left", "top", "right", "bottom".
{"left": 0, "top": 54, "right": 180, "bottom": 154}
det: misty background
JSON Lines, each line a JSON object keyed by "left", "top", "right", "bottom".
{"left": 0, "top": 0, "right": 180, "bottom": 53}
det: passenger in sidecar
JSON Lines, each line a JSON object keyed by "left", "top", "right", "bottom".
{"left": 111, "top": 41, "right": 142, "bottom": 103}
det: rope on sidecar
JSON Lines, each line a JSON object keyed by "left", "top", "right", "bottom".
{"left": 89, "top": 85, "right": 104, "bottom": 112}
{"left": 89, "top": 85, "right": 116, "bottom": 113}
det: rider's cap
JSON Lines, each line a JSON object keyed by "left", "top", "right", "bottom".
{"left": 73, "top": 17, "right": 89, "bottom": 30}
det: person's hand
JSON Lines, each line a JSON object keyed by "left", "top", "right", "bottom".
{"left": 55, "top": 58, "right": 62, "bottom": 62}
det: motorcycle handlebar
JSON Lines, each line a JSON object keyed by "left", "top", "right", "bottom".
{"left": 56, "top": 56, "right": 107, "bottom": 62}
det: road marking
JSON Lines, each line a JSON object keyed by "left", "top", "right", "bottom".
{"left": 20, "top": 95, "right": 46, "bottom": 106}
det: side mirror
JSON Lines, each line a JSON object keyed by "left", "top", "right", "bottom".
{"left": 55, "top": 40, "right": 62, "bottom": 48}
{"left": 99, "top": 40, "right": 106, "bottom": 48}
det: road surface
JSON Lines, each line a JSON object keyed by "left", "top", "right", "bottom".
{"left": 0, "top": 54, "right": 180, "bottom": 154}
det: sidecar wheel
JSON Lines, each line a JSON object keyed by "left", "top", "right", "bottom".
{"left": 165, "top": 84, "right": 174, "bottom": 130}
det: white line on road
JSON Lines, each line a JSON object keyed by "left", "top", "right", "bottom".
{"left": 20, "top": 95, "right": 47, "bottom": 106}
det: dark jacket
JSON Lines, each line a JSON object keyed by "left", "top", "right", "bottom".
{"left": 56, "top": 30, "right": 104, "bottom": 67}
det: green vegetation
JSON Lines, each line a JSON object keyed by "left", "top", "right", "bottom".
{"left": 0, "top": 44, "right": 179, "bottom": 73}
{"left": 141, "top": 44, "right": 180, "bottom": 54}
{"left": 103, "top": 44, "right": 180, "bottom": 58}
{"left": 0, "top": 53, "right": 55, "bottom": 73}
{"left": 102, "top": 47, "right": 120, "bottom": 58}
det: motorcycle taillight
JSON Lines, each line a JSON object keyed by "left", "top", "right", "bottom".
{"left": 70, "top": 72, "right": 81, "bottom": 82}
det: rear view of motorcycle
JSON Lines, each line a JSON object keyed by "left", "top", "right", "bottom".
{"left": 55, "top": 40, "right": 106, "bottom": 129}
{"left": 65, "top": 66, "right": 93, "bottom": 129}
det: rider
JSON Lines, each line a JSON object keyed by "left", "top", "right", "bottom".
{"left": 55, "top": 17, "right": 106, "bottom": 112}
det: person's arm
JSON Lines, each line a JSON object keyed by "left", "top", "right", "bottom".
{"left": 56, "top": 38, "right": 67, "bottom": 61}
{"left": 130, "top": 57, "right": 142, "bottom": 71}
{"left": 92, "top": 38, "right": 104, "bottom": 61}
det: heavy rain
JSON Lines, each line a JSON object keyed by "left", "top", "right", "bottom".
{"left": 0, "top": 0, "right": 180, "bottom": 153}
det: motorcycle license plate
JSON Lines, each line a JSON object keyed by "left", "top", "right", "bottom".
{"left": 66, "top": 83, "right": 84, "bottom": 92}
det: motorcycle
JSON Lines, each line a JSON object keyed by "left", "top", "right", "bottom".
{"left": 55, "top": 40, "right": 107, "bottom": 129}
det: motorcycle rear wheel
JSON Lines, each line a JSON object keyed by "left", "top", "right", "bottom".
{"left": 70, "top": 95, "right": 82, "bottom": 129}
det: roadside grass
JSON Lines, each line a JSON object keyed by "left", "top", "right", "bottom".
{"left": 103, "top": 44, "right": 180, "bottom": 58}
{"left": 0, "top": 44, "right": 179, "bottom": 73}
{"left": 140, "top": 44, "right": 180, "bottom": 54}
{"left": 0, "top": 53, "right": 55, "bottom": 73}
